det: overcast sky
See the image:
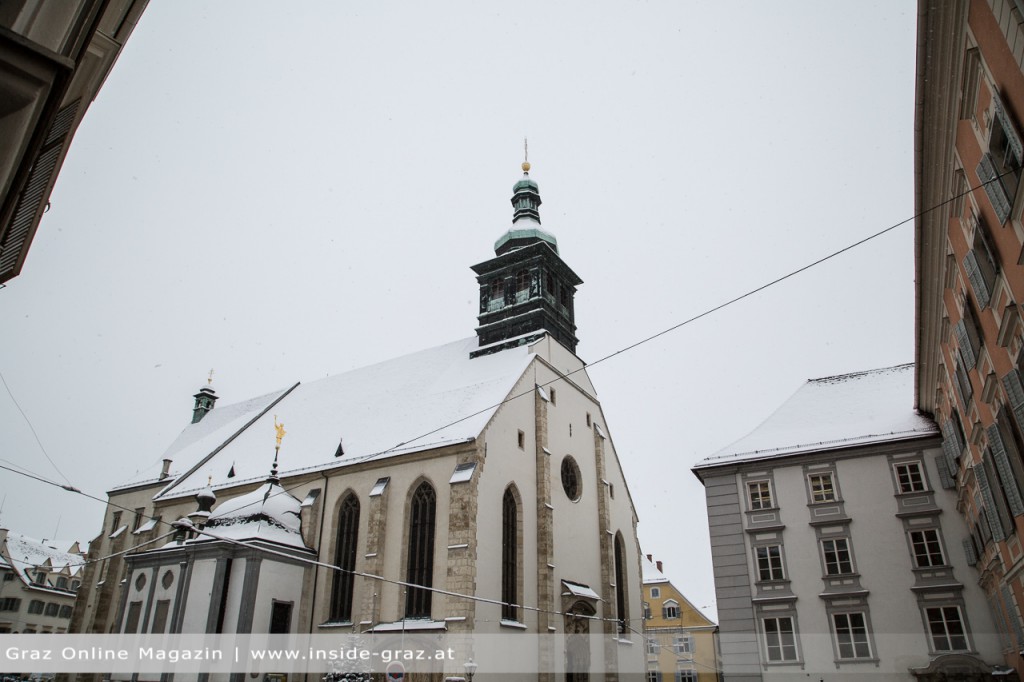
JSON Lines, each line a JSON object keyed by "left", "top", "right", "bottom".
{"left": 0, "top": 1, "right": 917, "bottom": 620}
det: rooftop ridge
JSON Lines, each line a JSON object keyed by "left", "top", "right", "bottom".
{"left": 808, "top": 362, "right": 913, "bottom": 384}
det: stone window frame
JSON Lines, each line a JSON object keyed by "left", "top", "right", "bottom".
{"left": 820, "top": 536, "right": 856, "bottom": 577}
{"left": 907, "top": 527, "right": 948, "bottom": 569}
{"left": 892, "top": 460, "right": 929, "bottom": 494}
{"left": 754, "top": 544, "right": 786, "bottom": 582}
{"left": 922, "top": 603, "right": 973, "bottom": 653}
{"left": 329, "top": 490, "right": 360, "bottom": 624}
{"left": 825, "top": 605, "right": 879, "bottom": 664}
{"left": 758, "top": 611, "right": 802, "bottom": 665}
{"left": 501, "top": 484, "right": 524, "bottom": 624}
{"left": 746, "top": 479, "right": 774, "bottom": 511}
{"left": 650, "top": 586, "right": 660, "bottom": 599}
{"left": 806, "top": 470, "right": 839, "bottom": 504}
{"left": 403, "top": 479, "right": 438, "bottom": 620}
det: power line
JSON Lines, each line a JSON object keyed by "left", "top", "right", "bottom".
{"left": 0, "top": 170, "right": 1004, "bottom": 635}
{"left": 0, "top": 369, "right": 73, "bottom": 487}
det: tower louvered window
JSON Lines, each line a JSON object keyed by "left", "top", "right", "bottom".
{"left": 330, "top": 493, "right": 359, "bottom": 622}
{"left": 405, "top": 482, "right": 436, "bottom": 618}
{"left": 502, "top": 488, "right": 518, "bottom": 621}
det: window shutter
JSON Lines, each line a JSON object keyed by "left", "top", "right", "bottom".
{"left": 935, "top": 453, "right": 956, "bottom": 489}
{"left": 1003, "top": 584, "right": 1024, "bottom": 644}
{"left": 976, "top": 462, "right": 1008, "bottom": 541}
{"left": 963, "top": 250, "right": 992, "bottom": 308}
{"left": 963, "top": 537, "right": 979, "bottom": 566}
{"left": 994, "top": 92, "right": 1024, "bottom": 165}
{"left": 987, "top": 425, "right": 1024, "bottom": 515}
{"left": 0, "top": 100, "right": 80, "bottom": 280}
{"left": 1003, "top": 370, "right": 1024, "bottom": 434}
{"left": 954, "top": 319, "right": 977, "bottom": 369}
{"left": 978, "top": 153, "right": 1013, "bottom": 224}
{"left": 941, "top": 420, "right": 961, "bottom": 475}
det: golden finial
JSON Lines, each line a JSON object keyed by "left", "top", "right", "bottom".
{"left": 207, "top": 369, "right": 215, "bottom": 386}
{"left": 274, "top": 415, "right": 286, "bottom": 449}
{"left": 522, "top": 137, "right": 530, "bottom": 173}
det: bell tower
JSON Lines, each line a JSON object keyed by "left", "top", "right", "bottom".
{"left": 471, "top": 160, "right": 582, "bottom": 357}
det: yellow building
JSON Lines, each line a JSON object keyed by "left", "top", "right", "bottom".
{"left": 642, "top": 554, "right": 719, "bottom": 682}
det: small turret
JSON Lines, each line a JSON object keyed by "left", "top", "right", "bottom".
{"left": 191, "top": 370, "right": 218, "bottom": 423}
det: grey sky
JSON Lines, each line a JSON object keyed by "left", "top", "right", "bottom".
{"left": 0, "top": 1, "right": 917, "bottom": 619}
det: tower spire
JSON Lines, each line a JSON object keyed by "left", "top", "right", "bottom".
{"left": 511, "top": 143, "right": 542, "bottom": 225}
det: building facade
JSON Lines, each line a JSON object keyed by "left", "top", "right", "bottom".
{"left": 0, "top": 0, "right": 148, "bottom": 283}
{"left": 641, "top": 555, "right": 719, "bottom": 682}
{"left": 71, "top": 165, "right": 645, "bottom": 682}
{"left": 694, "top": 365, "right": 1006, "bottom": 681}
{"left": 915, "top": 0, "right": 1024, "bottom": 676}
{"left": 0, "top": 528, "right": 85, "bottom": 634}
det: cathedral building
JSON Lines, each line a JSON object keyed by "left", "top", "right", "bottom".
{"left": 69, "top": 163, "right": 644, "bottom": 681}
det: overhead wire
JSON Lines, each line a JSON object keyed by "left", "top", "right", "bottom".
{"left": 0, "top": 369, "right": 74, "bottom": 487}
{"left": 0, "top": 168, "right": 1009, "bottom": 628}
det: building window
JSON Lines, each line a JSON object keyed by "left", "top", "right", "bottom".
{"left": 614, "top": 533, "right": 628, "bottom": 633}
{"left": 111, "top": 511, "right": 122, "bottom": 533}
{"left": 330, "top": 493, "right": 360, "bottom": 623}
{"left": 650, "top": 587, "right": 660, "bottom": 599}
{"left": 821, "top": 538, "right": 854, "bottom": 575}
{"left": 28, "top": 600, "right": 43, "bottom": 614}
{"left": 59, "top": 605, "right": 72, "bottom": 619}
{"left": 55, "top": 577, "right": 67, "bottom": 590}
{"left": 662, "top": 600, "right": 679, "bottom": 620}
{"left": 673, "top": 633, "right": 693, "bottom": 656}
{"left": 124, "top": 601, "right": 142, "bottom": 634}
{"left": 910, "top": 529, "right": 946, "bottom": 567}
{"left": 643, "top": 602, "right": 651, "bottom": 620}
{"left": 895, "top": 462, "right": 927, "bottom": 493}
{"left": 763, "top": 616, "right": 798, "bottom": 662}
{"left": 833, "top": 612, "right": 871, "bottom": 659}
{"left": 44, "top": 602, "right": 59, "bottom": 617}
{"left": 502, "top": 487, "right": 519, "bottom": 621}
{"left": 151, "top": 600, "right": 169, "bottom": 633}
{"left": 808, "top": 473, "right": 836, "bottom": 503}
{"left": 561, "top": 456, "right": 581, "bottom": 501}
{"left": 675, "top": 667, "right": 697, "bottom": 682}
{"left": 756, "top": 545, "right": 785, "bottom": 581}
{"left": 269, "top": 600, "right": 292, "bottom": 634}
{"left": 517, "top": 430, "right": 525, "bottom": 449}
{"left": 646, "top": 673, "right": 661, "bottom": 682}
{"left": 926, "top": 606, "right": 969, "bottom": 651}
{"left": 405, "top": 481, "right": 436, "bottom": 618}
{"left": 132, "top": 508, "right": 145, "bottom": 532}
{"left": 748, "top": 481, "right": 773, "bottom": 510}
{"left": 0, "top": 598, "right": 21, "bottom": 614}
{"left": 646, "top": 637, "right": 659, "bottom": 655}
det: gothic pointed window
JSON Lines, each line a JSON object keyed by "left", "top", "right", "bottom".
{"left": 405, "top": 482, "right": 436, "bottom": 618}
{"left": 330, "top": 493, "right": 359, "bottom": 622}
{"left": 614, "top": 533, "right": 628, "bottom": 633}
{"left": 502, "top": 487, "right": 519, "bottom": 621}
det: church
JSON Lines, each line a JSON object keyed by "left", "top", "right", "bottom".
{"left": 69, "top": 162, "right": 644, "bottom": 681}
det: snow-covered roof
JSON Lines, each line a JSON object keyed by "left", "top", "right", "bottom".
{"left": 695, "top": 364, "right": 938, "bottom": 469}
{"left": 155, "top": 336, "right": 534, "bottom": 501}
{"left": 113, "top": 386, "right": 290, "bottom": 492}
{"left": 642, "top": 555, "right": 668, "bottom": 585}
{"left": 194, "top": 478, "right": 308, "bottom": 550}
{"left": 1, "top": 531, "right": 85, "bottom": 587}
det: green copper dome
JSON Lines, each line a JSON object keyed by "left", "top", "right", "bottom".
{"left": 495, "top": 163, "right": 557, "bottom": 255}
